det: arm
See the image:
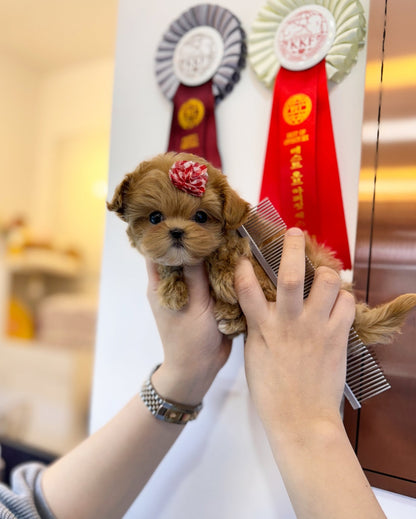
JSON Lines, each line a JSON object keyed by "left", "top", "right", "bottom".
{"left": 235, "top": 227, "right": 386, "bottom": 519}
{"left": 41, "top": 260, "right": 231, "bottom": 519}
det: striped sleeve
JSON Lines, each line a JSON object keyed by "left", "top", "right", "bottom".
{"left": 0, "top": 463, "right": 56, "bottom": 519}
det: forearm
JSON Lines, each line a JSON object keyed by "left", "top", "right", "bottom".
{"left": 40, "top": 359, "right": 219, "bottom": 519}
{"left": 41, "top": 395, "right": 184, "bottom": 519}
{"left": 40, "top": 259, "right": 231, "bottom": 519}
{"left": 266, "top": 418, "right": 386, "bottom": 519}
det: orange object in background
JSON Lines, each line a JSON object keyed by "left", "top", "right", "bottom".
{"left": 7, "top": 297, "right": 34, "bottom": 339}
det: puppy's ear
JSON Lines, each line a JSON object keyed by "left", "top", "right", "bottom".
{"left": 106, "top": 173, "right": 133, "bottom": 221}
{"left": 222, "top": 184, "right": 250, "bottom": 230}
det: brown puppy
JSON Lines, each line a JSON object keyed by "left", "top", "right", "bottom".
{"left": 108, "top": 151, "right": 416, "bottom": 343}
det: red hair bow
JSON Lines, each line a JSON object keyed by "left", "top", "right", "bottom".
{"left": 169, "top": 160, "right": 208, "bottom": 197}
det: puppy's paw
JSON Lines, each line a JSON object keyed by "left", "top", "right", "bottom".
{"left": 219, "top": 285, "right": 238, "bottom": 305}
{"left": 215, "top": 301, "right": 247, "bottom": 336}
{"left": 158, "top": 279, "right": 189, "bottom": 311}
{"left": 218, "top": 315, "right": 246, "bottom": 337}
{"left": 211, "top": 277, "right": 238, "bottom": 305}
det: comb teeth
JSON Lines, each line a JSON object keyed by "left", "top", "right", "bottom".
{"left": 346, "top": 329, "right": 391, "bottom": 403}
{"left": 238, "top": 198, "right": 391, "bottom": 410}
{"left": 244, "top": 199, "right": 287, "bottom": 245}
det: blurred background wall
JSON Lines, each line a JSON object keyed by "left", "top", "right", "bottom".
{"left": 0, "top": 0, "right": 117, "bottom": 455}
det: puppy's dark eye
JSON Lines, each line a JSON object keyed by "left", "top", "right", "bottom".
{"left": 149, "top": 211, "right": 164, "bottom": 224}
{"left": 193, "top": 210, "right": 208, "bottom": 224}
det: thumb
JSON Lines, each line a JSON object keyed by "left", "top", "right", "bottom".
{"left": 145, "top": 258, "right": 160, "bottom": 299}
{"left": 235, "top": 258, "right": 268, "bottom": 330}
{"left": 183, "top": 262, "right": 211, "bottom": 307}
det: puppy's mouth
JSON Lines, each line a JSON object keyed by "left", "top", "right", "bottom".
{"left": 157, "top": 247, "right": 197, "bottom": 266}
{"left": 154, "top": 227, "right": 199, "bottom": 266}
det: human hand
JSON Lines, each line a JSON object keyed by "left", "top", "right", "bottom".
{"left": 145, "top": 259, "right": 232, "bottom": 405}
{"left": 235, "top": 228, "right": 355, "bottom": 434}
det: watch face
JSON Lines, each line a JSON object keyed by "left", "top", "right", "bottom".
{"left": 274, "top": 5, "right": 336, "bottom": 71}
{"left": 164, "top": 408, "right": 190, "bottom": 423}
{"left": 157, "top": 406, "right": 195, "bottom": 424}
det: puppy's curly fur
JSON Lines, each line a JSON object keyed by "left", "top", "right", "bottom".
{"left": 108, "top": 152, "right": 416, "bottom": 343}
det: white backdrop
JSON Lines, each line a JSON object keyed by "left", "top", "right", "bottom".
{"left": 90, "top": 0, "right": 415, "bottom": 517}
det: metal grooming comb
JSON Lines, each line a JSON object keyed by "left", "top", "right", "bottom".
{"left": 238, "top": 199, "right": 391, "bottom": 410}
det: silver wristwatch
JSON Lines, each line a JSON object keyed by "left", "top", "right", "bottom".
{"left": 140, "top": 365, "right": 203, "bottom": 425}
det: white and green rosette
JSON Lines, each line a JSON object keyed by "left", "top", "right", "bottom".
{"left": 155, "top": 4, "right": 246, "bottom": 103}
{"left": 248, "top": 0, "right": 366, "bottom": 88}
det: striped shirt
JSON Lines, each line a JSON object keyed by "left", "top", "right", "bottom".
{"left": 0, "top": 463, "right": 55, "bottom": 519}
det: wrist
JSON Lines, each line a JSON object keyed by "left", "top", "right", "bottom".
{"left": 140, "top": 365, "right": 203, "bottom": 425}
{"left": 266, "top": 414, "right": 346, "bottom": 453}
{"left": 151, "top": 362, "right": 215, "bottom": 406}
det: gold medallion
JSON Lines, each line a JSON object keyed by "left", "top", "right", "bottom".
{"left": 178, "top": 98, "right": 205, "bottom": 130}
{"left": 282, "top": 94, "right": 312, "bottom": 126}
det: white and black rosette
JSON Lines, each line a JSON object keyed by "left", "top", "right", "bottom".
{"left": 248, "top": 0, "right": 366, "bottom": 88}
{"left": 155, "top": 4, "right": 246, "bottom": 103}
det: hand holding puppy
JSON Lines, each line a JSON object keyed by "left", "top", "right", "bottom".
{"left": 146, "top": 259, "right": 232, "bottom": 406}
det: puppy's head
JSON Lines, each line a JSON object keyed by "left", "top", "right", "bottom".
{"left": 107, "top": 152, "right": 250, "bottom": 266}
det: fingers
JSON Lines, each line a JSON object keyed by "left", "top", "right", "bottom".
{"left": 306, "top": 266, "right": 342, "bottom": 320}
{"left": 330, "top": 289, "right": 356, "bottom": 334}
{"left": 306, "top": 266, "right": 355, "bottom": 334}
{"left": 145, "top": 258, "right": 160, "bottom": 295}
{"left": 275, "top": 228, "right": 306, "bottom": 318}
{"left": 235, "top": 258, "right": 268, "bottom": 329}
{"left": 183, "top": 262, "right": 210, "bottom": 305}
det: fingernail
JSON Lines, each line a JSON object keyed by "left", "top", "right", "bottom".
{"left": 286, "top": 227, "right": 303, "bottom": 236}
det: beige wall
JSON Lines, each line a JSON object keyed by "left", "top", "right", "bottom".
{"left": 0, "top": 55, "right": 41, "bottom": 221}
{"left": 1, "top": 56, "right": 114, "bottom": 289}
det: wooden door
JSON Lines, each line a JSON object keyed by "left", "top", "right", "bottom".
{"left": 344, "top": 0, "right": 416, "bottom": 498}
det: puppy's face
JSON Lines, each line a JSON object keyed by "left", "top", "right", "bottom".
{"left": 108, "top": 153, "right": 249, "bottom": 266}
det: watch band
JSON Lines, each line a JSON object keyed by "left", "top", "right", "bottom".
{"left": 140, "top": 364, "right": 203, "bottom": 425}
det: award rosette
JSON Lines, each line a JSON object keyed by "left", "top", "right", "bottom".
{"left": 249, "top": 0, "right": 366, "bottom": 269}
{"left": 155, "top": 4, "right": 246, "bottom": 169}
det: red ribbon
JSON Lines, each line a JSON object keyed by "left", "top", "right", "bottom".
{"left": 260, "top": 59, "right": 351, "bottom": 269}
{"left": 169, "top": 160, "right": 208, "bottom": 197}
{"left": 167, "top": 80, "right": 222, "bottom": 169}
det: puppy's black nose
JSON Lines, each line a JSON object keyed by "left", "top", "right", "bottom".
{"left": 170, "top": 228, "right": 184, "bottom": 240}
